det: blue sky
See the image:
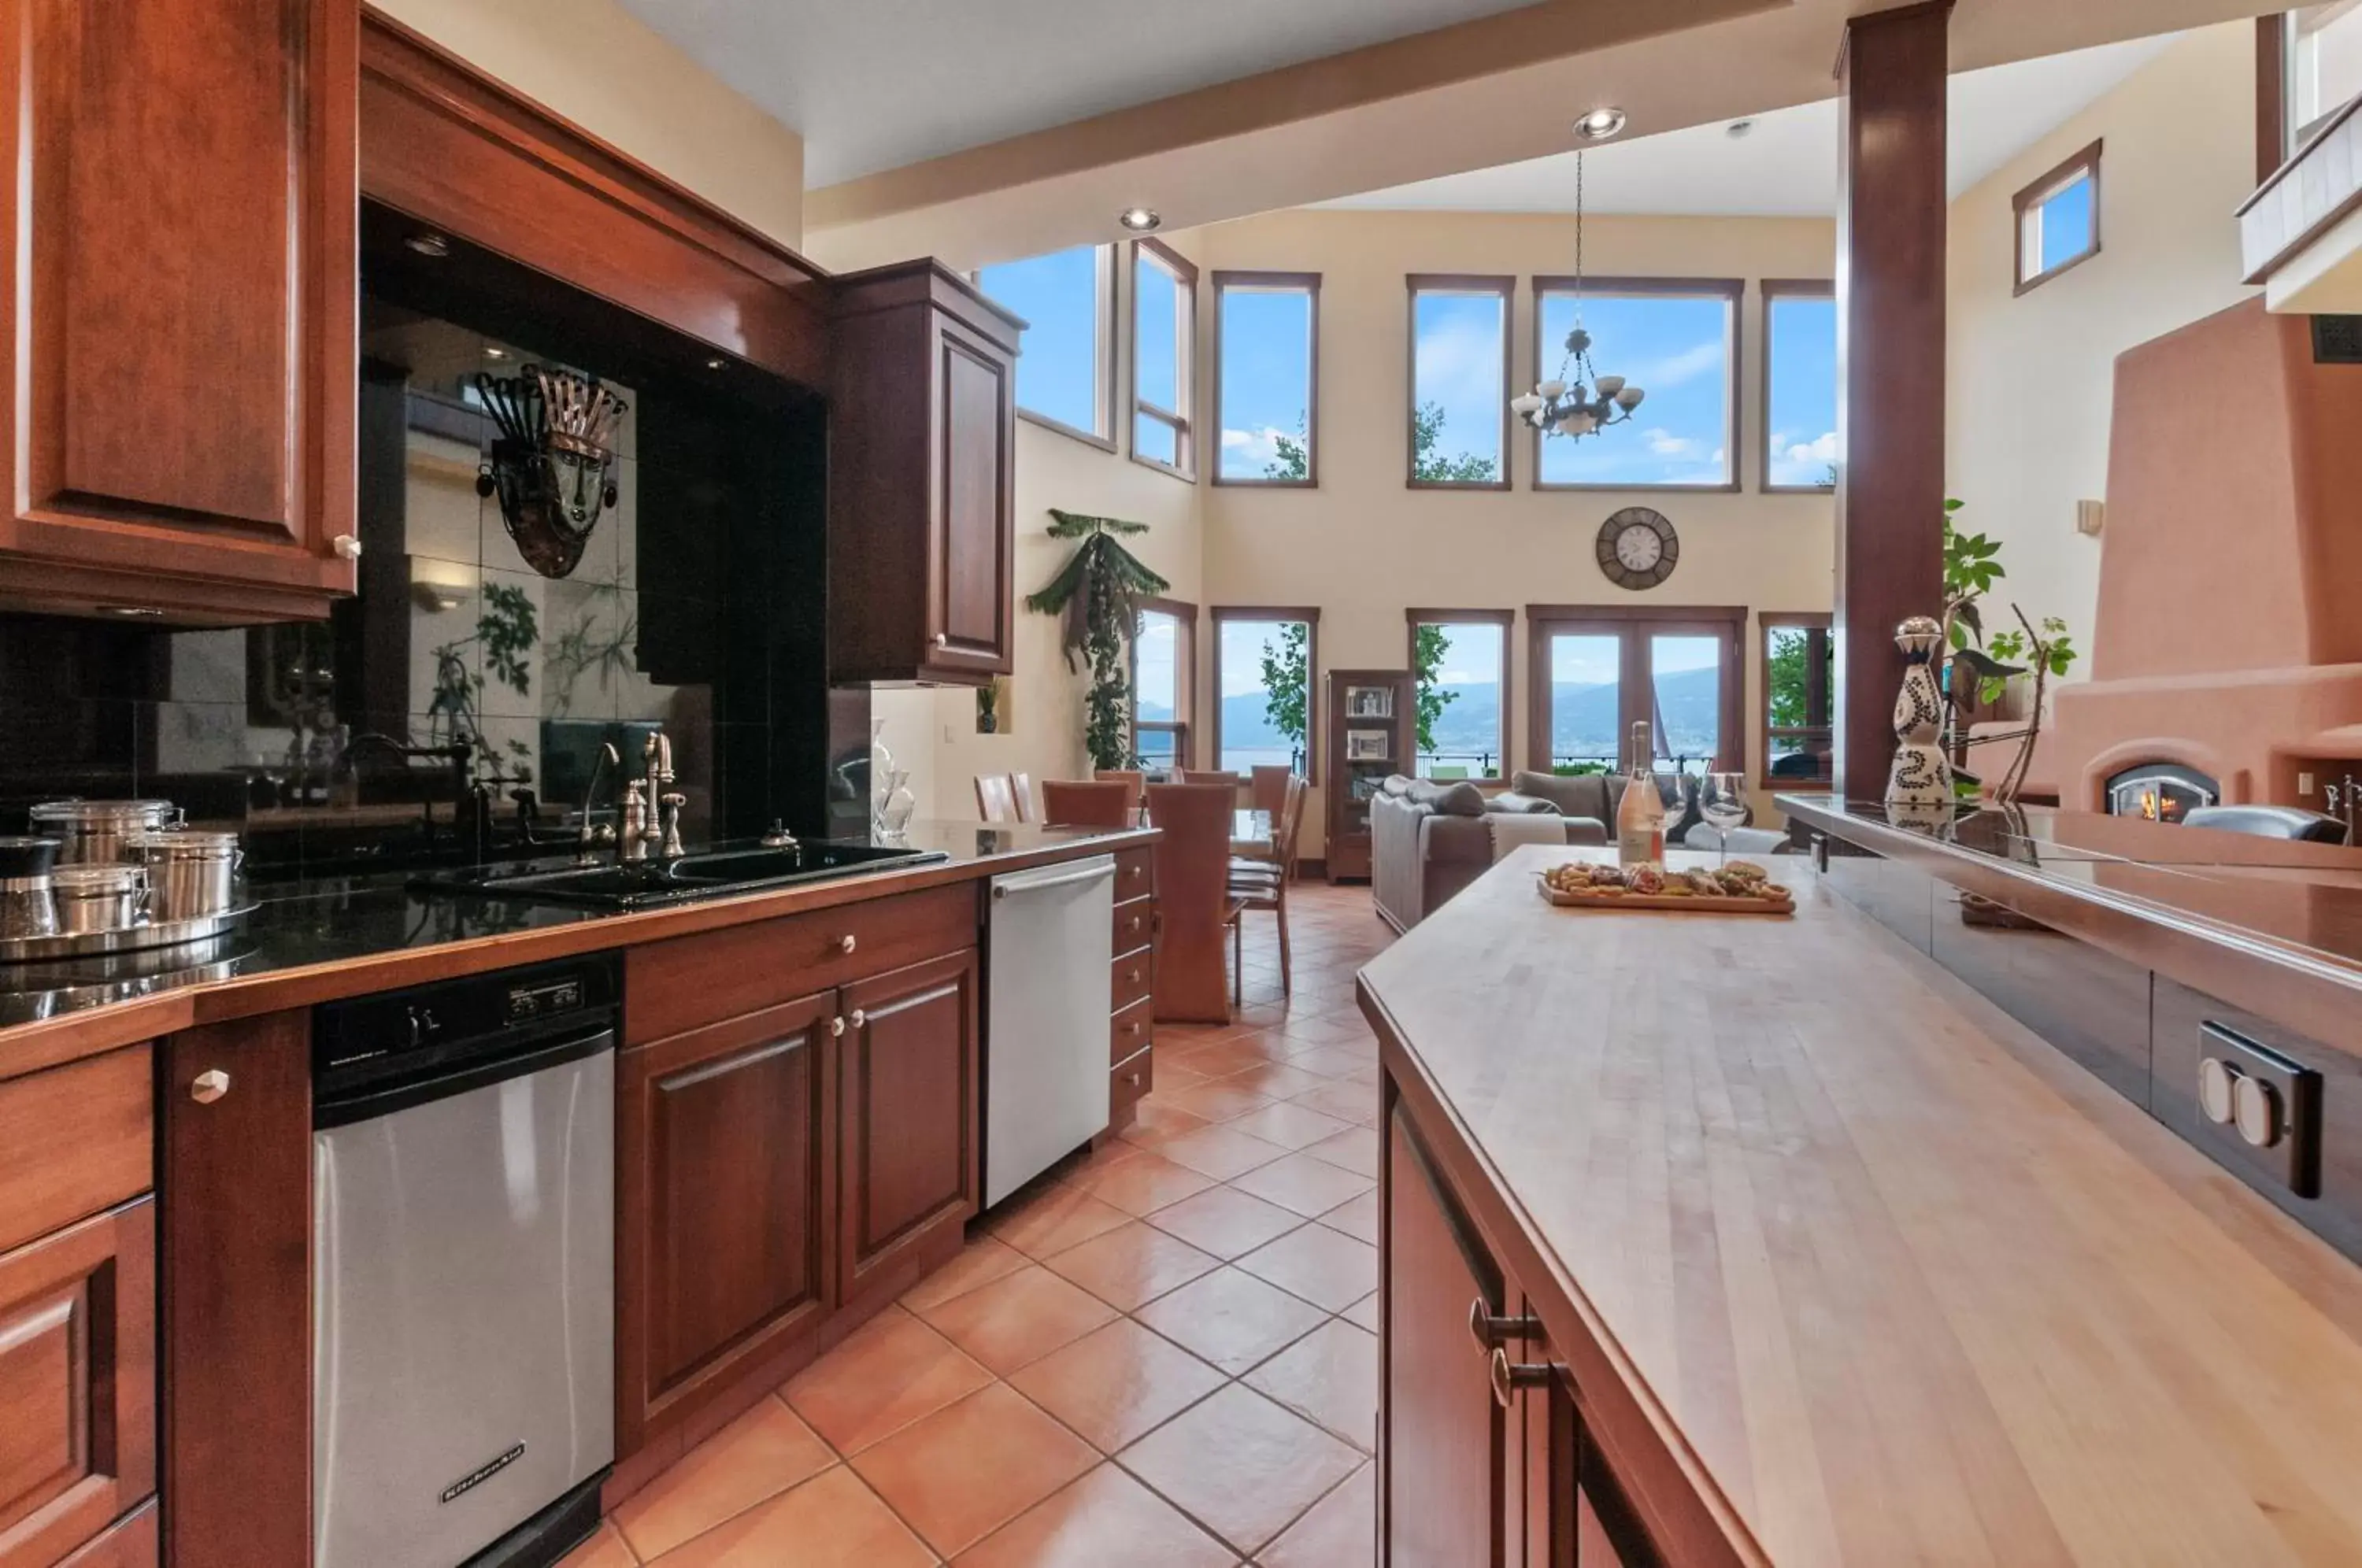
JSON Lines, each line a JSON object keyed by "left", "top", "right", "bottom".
{"left": 981, "top": 246, "right": 1840, "bottom": 494}
{"left": 2033, "top": 172, "right": 2094, "bottom": 274}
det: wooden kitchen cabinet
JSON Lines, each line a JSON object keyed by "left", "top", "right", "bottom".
{"left": 616, "top": 991, "right": 839, "bottom": 1455}
{"left": 827, "top": 261, "right": 1021, "bottom": 685}
{"left": 838, "top": 950, "right": 979, "bottom": 1305}
{"left": 0, "top": 0, "right": 359, "bottom": 623}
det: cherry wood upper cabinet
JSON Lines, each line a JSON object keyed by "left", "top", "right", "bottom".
{"left": 828, "top": 262, "right": 1020, "bottom": 686}
{"left": 837, "top": 948, "right": 979, "bottom": 1306}
{"left": 0, "top": 0, "right": 359, "bottom": 624}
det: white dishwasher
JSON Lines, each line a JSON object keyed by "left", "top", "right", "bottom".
{"left": 986, "top": 854, "right": 1116, "bottom": 1205}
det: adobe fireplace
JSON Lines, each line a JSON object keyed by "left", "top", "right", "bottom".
{"left": 2050, "top": 299, "right": 2362, "bottom": 815}
{"left": 2103, "top": 763, "right": 2218, "bottom": 823}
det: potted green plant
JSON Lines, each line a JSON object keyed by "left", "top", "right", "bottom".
{"left": 1024, "top": 509, "right": 1169, "bottom": 771}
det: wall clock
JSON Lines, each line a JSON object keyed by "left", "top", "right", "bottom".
{"left": 1597, "top": 507, "right": 1679, "bottom": 590}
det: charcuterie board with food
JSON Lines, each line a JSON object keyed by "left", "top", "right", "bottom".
{"left": 1535, "top": 859, "right": 1794, "bottom": 915}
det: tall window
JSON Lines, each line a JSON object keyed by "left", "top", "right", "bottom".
{"left": 1762, "top": 280, "right": 1837, "bottom": 493}
{"left": 1533, "top": 279, "right": 1740, "bottom": 490}
{"left": 1211, "top": 608, "right": 1320, "bottom": 779}
{"left": 1761, "top": 612, "right": 1833, "bottom": 789}
{"left": 1131, "top": 238, "right": 1198, "bottom": 479}
{"left": 2013, "top": 142, "right": 2101, "bottom": 294}
{"left": 1131, "top": 597, "right": 1196, "bottom": 769}
{"left": 2282, "top": 6, "right": 2362, "bottom": 158}
{"left": 977, "top": 244, "right": 1114, "bottom": 446}
{"left": 1527, "top": 605, "right": 1744, "bottom": 776}
{"left": 1406, "top": 276, "right": 1512, "bottom": 489}
{"left": 1407, "top": 611, "right": 1511, "bottom": 781}
{"left": 1213, "top": 272, "right": 1319, "bottom": 486}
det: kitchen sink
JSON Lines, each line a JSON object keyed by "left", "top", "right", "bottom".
{"left": 412, "top": 840, "right": 949, "bottom": 910}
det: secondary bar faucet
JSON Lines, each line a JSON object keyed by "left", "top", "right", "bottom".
{"left": 642, "top": 730, "right": 681, "bottom": 861}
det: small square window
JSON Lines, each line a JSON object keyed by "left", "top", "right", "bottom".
{"left": 2014, "top": 142, "right": 2101, "bottom": 294}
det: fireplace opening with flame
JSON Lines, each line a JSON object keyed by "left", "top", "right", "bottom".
{"left": 2104, "top": 763, "right": 2219, "bottom": 823}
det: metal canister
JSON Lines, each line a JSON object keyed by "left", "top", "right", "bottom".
{"left": 50, "top": 864, "right": 146, "bottom": 935}
{"left": 28, "top": 799, "right": 182, "bottom": 864}
{"left": 0, "top": 836, "right": 61, "bottom": 939}
{"left": 127, "top": 830, "right": 242, "bottom": 923}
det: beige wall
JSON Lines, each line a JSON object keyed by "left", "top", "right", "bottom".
{"left": 1193, "top": 208, "right": 1838, "bottom": 849}
{"left": 372, "top": 0, "right": 806, "bottom": 249}
{"left": 1945, "top": 22, "right": 2260, "bottom": 667}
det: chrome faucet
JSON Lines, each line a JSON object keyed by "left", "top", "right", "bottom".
{"left": 578, "top": 741, "right": 621, "bottom": 862}
{"left": 642, "top": 730, "right": 679, "bottom": 860}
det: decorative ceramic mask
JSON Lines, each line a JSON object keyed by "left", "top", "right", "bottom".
{"left": 474, "top": 365, "right": 627, "bottom": 579}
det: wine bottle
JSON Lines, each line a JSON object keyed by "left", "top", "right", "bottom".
{"left": 1616, "top": 719, "right": 1665, "bottom": 867}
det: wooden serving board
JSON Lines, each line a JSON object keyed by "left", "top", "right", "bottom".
{"left": 1535, "top": 878, "right": 1794, "bottom": 915}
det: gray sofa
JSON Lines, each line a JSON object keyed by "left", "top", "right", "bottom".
{"left": 1371, "top": 775, "right": 1613, "bottom": 931}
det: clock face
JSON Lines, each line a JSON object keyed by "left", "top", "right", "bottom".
{"left": 1596, "top": 507, "right": 1679, "bottom": 590}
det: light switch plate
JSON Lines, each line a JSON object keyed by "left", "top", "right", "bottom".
{"left": 2197, "top": 1021, "right": 2322, "bottom": 1198}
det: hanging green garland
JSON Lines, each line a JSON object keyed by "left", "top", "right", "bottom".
{"left": 1024, "top": 508, "right": 1170, "bottom": 771}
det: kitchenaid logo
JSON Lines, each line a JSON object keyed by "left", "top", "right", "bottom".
{"left": 439, "top": 1441, "right": 526, "bottom": 1504}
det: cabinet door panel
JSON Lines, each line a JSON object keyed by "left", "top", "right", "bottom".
{"left": 932, "top": 320, "right": 1013, "bottom": 674}
{"left": 0, "top": 0, "right": 357, "bottom": 614}
{"left": 1384, "top": 1106, "right": 1502, "bottom": 1568}
{"left": 0, "top": 1201, "right": 154, "bottom": 1567}
{"left": 620, "top": 993, "right": 837, "bottom": 1451}
{"left": 840, "top": 949, "right": 978, "bottom": 1295}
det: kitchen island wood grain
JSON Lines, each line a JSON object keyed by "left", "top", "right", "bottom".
{"left": 1363, "top": 846, "right": 2362, "bottom": 1566}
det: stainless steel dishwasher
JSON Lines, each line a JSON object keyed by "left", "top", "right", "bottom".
{"left": 985, "top": 855, "right": 1116, "bottom": 1205}
{"left": 312, "top": 955, "right": 618, "bottom": 1568}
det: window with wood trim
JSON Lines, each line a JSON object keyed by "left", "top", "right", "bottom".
{"left": 1406, "top": 276, "right": 1512, "bottom": 489}
{"left": 1406, "top": 609, "right": 1512, "bottom": 781}
{"left": 977, "top": 243, "right": 1115, "bottom": 447}
{"left": 2279, "top": 6, "right": 2362, "bottom": 162}
{"left": 1761, "top": 280, "right": 1837, "bottom": 493}
{"left": 1213, "top": 272, "right": 1319, "bottom": 486}
{"left": 1533, "top": 278, "right": 1741, "bottom": 491}
{"left": 1760, "top": 612, "right": 1834, "bottom": 790}
{"left": 1132, "top": 597, "right": 1197, "bottom": 770}
{"left": 2013, "top": 142, "right": 2102, "bottom": 294}
{"left": 1526, "top": 605, "right": 1745, "bottom": 776}
{"left": 1211, "top": 608, "right": 1320, "bottom": 780}
{"left": 1131, "top": 238, "right": 1198, "bottom": 479}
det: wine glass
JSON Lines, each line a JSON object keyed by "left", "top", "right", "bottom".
{"left": 1701, "top": 772, "right": 1749, "bottom": 864}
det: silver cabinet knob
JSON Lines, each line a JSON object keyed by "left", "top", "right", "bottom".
{"left": 331, "top": 533, "right": 362, "bottom": 560}
{"left": 2234, "top": 1074, "right": 2283, "bottom": 1148}
{"left": 2199, "top": 1057, "right": 2239, "bottom": 1126}
{"left": 190, "top": 1069, "right": 231, "bottom": 1104}
{"left": 1489, "top": 1347, "right": 1554, "bottom": 1409}
{"left": 932, "top": 633, "right": 948, "bottom": 648}
{"left": 830, "top": 1015, "right": 846, "bottom": 1037}
{"left": 1468, "top": 1298, "right": 1542, "bottom": 1352}
{"left": 849, "top": 1008, "right": 867, "bottom": 1030}
{"left": 839, "top": 934, "right": 857, "bottom": 955}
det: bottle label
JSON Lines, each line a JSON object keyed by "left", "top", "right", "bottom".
{"left": 1617, "top": 825, "right": 1664, "bottom": 866}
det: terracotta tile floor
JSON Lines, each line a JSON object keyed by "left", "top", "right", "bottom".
{"left": 571, "top": 880, "right": 1390, "bottom": 1566}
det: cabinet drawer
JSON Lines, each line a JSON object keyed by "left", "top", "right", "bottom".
{"left": 1109, "top": 999, "right": 1153, "bottom": 1067}
{"left": 628, "top": 883, "right": 977, "bottom": 1042}
{"left": 1112, "top": 896, "right": 1154, "bottom": 959}
{"left": 1110, "top": 1048, "right": 1153, "bottom": 1123}
{"left": 1111, "top": 949, "right": 1154, "bottom": 1015}
{"left": 0, "top": 1045, "right": 151, "bottom": 1256}
{"left": 1114, "top": 845, "right": 1155, "bottom": 901}
{"left": 0, "top": 1200, "right": 156, "bottom": 1567}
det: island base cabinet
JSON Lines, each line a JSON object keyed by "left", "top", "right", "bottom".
{"left": 839, "top": 952, "right": 979, "bottom": 1309}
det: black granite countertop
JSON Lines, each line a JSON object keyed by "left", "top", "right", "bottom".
{"left": 0, "top": 820, "right": 1148, "bottom": 1036}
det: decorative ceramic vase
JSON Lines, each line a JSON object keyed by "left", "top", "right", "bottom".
{"left": 1884, "top": 615, "right": 1954, "bottom": 819}
{"left": 880, "top": 770, "right": 916, "bottom": 840}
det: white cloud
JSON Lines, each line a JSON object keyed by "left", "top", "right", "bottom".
{"left": 1634, "top": 339, "right": 1724, "bottom": 390}
{"left": 1644, "top": 428, "right": 1702, "bottom": 458}
{"left": 1414, "top": 313, "right": 1507, "bottom": 414}
{"left": 1220, "top": 424, "right": 1294, "bottom": 470}
{"left": 1784, "top": 431, "right": 1839, "bottom": 464}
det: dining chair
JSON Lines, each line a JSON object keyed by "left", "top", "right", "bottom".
{"left": 1041, "top": 779, "right": 1133, "bottom": 827}
{"left": 1226, "top": 773, "right": 1311, "bottom": 1001}
{"left": 1180, "top": 769, "right": 1238, "bottom": 788}
{"left": 973, "top": 773, "right": 1018, "bottom": 824}
{"left": 1012, "top": 771, "right": 1035, "bottom": 823}
{"left": 1094, "top": 769, "right": 1146, "bottom": 817}
{"left": 1147, "top": 783, "right": 1246, "bottom": 1024}
{"left": 1238, "top": 764, "right": 1295, "bottom": 877}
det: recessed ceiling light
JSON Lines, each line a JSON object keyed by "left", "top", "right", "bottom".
{"left": 484, "top": 346, "right": 509, "bottom": 361}
{"left": 1573, "top": 107, "right": 1627, "bottom": 142}
{"left": 1117, "top": 206, "right": 1162, "bottom": 232}
{"left": 1726, "top": 118, "right": 1755, "bottom": 139}
{"left": 404, "top": 231, "right": 450, "bottom": 258}
{"left": 705, "top": 357, "right": 726, "bottom": 371}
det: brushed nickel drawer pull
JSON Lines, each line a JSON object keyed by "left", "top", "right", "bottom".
{"left": 191, "top": 1068, "right": 231, "bottom": 1104}
{"left": 839, "top": 934, "right": 857, "bottom": 955}
{"left": 1490, "top": 1347, "right": 1554, "bottom": 1408}
{"left": 849, "top": 1008, "right": 868, "bottom": 1030}
{"left": 1468, "top": 1298, "right": 1542, "bottom": 1352}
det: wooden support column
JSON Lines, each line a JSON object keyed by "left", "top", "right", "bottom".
{"left": 1834, "top": 2, "right": 1949, "bottom": 800}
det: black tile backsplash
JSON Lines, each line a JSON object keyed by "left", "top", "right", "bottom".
{"left": 0, "top": 229, "right": 857, "bottom": 878}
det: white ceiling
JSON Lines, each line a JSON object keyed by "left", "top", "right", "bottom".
{"left": 1318, "top": 32, "right": 2181, "bottom": 216}
{"left": 613, "top": 0, "right": 1549, "bottom": 187}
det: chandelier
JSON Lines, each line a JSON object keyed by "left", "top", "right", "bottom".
{"left": 473, "top": 364, "right": 628, "bottom": 579}
{"left": 1511, "top": 150, "right": 1646, "bottom": 440}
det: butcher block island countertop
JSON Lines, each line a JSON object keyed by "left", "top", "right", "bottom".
{"left": 1359, "top": 845, "right": 2362, "bottom": 1567}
